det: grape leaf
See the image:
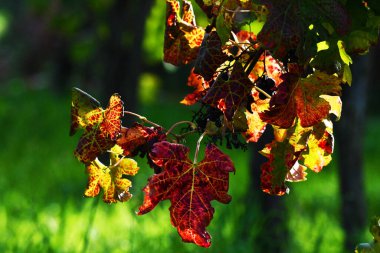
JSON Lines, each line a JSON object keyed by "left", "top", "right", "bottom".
{"left": 137, "top": 141, "right": 235, "bottom": 247}
{"left": 116, "top": 124, "right": 166, "bottom": 158}
{"left": 71, "top": 88, "right": 124, "bottom": 163}
{"left": 249, "top": 52, "right": 284, "bottom": 86}
{"left": 181, "top": 68, "right": 210, "bottom": 105}
{"left": 260, "top": 71, "right": 342, "bottom": 128}
{"left": 70, "top": 87, "right": 101, "bottom": 136}
{"left": 194, "top": 31, "right": 229, "bottom": 81}
{"left": 260, "top": 140, "right": 305, "bottom": 195}
{"left": 203, "top": 62, "right": 254, "bottom": 120}
{"left": 257, "top": 0, "right": 350, "bottom": 58}
{"left": 243, "top": 89, "right": 269, "bottom": 142}
{"left": 300, "top": 120, "right": 334, "bottom": 172}
{"left": 84, "top": 145, "right": 139, "bottom": 203}
{"left": 164, "top": 0, "right": 205, "bottom": 65}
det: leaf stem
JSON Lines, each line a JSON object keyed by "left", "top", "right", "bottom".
{"left": 193, "top": 132, "right": 208, "bottom": 165}
{"left": 254, "top": 86, "right": 272, "bottom": 99}
{"left": 245, "top": 47, "right": 265, "bottom": 73}
{"left": 166, "top": 121, "right": 196, "bottom": 136}
{"left": 123, "top": 111, "right": 162, "bottom": 129}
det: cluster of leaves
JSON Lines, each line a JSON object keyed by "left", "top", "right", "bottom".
{"left": 70, "top": 0, "right": 380, "bottom": 248}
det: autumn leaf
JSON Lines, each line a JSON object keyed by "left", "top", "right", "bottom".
{"left": 260, "top": 140, "right": 305, "bottom": 195}
{"left": 164, "top": 0, "right": 205, "bottom": 65}
{"left": 243, "top": 89, "right": 269, "bottom": 142}
{"left": 138, "top": 141, "right": 235, "bottom": 247}
{"left": 84, "top": 145, "right": 139, "bottom": 203}
{"left": 181, "top": 68, "right": 210, "bottom": 105}
{"left": 248, "top": 52, "right": 283, "bottom": 86}
{"left": 260, "top": 71, "right": 342, "bottom": 128}
{"left": 194, "top": 31, "right": 229, "bottom": 81}
{"left": 70, "top": 87, "right": 101, "bottom": 136}
{"left": 300, "top": 120, "right": 334, "bottom": 172}
{"left": 116, "top": 123, "right": 166, "bottom": 158}
{"left": 203, "top": 62, "right": 254, "bottom": 120}
{"left": 71, "top": 88, "right": 124, "bottom": 163}
{"left": 258, "top": 0, "right": 350, "bottom": 58}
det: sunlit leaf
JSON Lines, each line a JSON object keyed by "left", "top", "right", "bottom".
{"left": 243, "top": 89, "right": 269, "bottom": 142}
{"left": 301, "top": 120, "right": 334, "bottom": 172}
{"left": 164, "top": 0, "right": 205, "bottom": 65}
{"left": 71, "top": 88, "right": 124, "bottom": 163}
{"left": 260, "top": 71, "right": 342, "bottom": 128}
{"left": 117, "top": 123, "right": 166, "bottom": 158}
{"left": 181, "top": 68, "right": 210, "bottom": 105}
{"left": 260, "top": 140, "right": 304, "bottom": 195}
{"left": 84, "top": 145, "right": 139, "bottom": 203}
{"left": 138, "top": 141, "right": 235, "bottom": 247}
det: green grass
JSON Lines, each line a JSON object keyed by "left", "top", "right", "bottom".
{"left": 0, "top": 83, "right": 379, "bottom": 252}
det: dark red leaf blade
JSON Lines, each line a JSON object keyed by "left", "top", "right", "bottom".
{"left": 203, "top": 63, "right": 254, "bottom": 120}
{"left": 193, "top": 31, "right": 228, "bottom": 81}
{"left": 137, "top": 141, "right": 235, "bottom": 247}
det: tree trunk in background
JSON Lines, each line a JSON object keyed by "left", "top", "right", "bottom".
{"left": 246, "top": 128, "right": 289, "bottom": 253}
{"left": 101, "top": 0, "right": 154, "bottom": 113}
{"left": 336, "top": 52, "right": 374, "bottom": 251}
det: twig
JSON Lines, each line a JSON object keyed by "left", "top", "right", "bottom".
{"left": 166, "top": 121, "right": 196, "bottom": 136}
{"left": 193, "top": 132, "right": 208, "bottom": 164}
{"left": 123, "top": 111, "right": 162, "bottom": 129}
{"left": 254, "top": 85, "right": 271, "bottom": 99}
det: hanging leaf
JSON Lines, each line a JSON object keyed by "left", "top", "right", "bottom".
{"left": 164, "top": 0, "right": 205, "bottom": 65}
{"left": 181, "top": 68, "right": 210, "bottom": 105}
{"left": 300, "top": 120, "right": 334, "bottom": 172}
{"left": 71, "top": 88, "right": 124, "bottom": 163}
{"left": 260, "top": 71, "right": 342, "bottom": 128}
{"left": 84, "top": 145, "right": 139, "bottom": 203}
{"left": 138, "top": 141, "right": 235, "bottom": 247}
{"left": 203, "top": 62, "right": 254, "bottom": 120}
{"left": 116, "top": 123, "right": 166, "bottom": 157}
{"left": 243, "top": 89, "right": 269, "bottom": 142}
{"left": 260, "top": 140, "right": 305, "bottom": 195}
{"left": 194, "top": 31, "right": 229, "bottom": 81}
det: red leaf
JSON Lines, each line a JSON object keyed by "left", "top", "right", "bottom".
{"left": 164, "top": 0, "right": 205, "bottom": 65}
{"left": 138, "top": 141, "right": 235, "bottom": 247}
{"left": 203, "top": 63, "right": 254, "bottom": 120}
{"left": 194, "top": 31, "right": 229, "bottom": 81}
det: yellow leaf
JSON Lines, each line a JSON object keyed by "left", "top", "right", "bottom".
{"left": 84, "top": 145, "right": 139, "bottom": 203}
{"left": 342, "top": 64, "right": 352, "bottom": 86}
{"left": 337, "top": 40, "right": 353, "bottom": 65}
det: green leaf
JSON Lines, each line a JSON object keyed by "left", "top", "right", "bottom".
{"left": 216, "top": 13, "right": 231, "bottom": 44}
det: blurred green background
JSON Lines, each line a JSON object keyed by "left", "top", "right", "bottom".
{"left": 0, "top": 1, "right": 379, "bottom": 252}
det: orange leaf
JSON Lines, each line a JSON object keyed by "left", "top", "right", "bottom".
{"left": 181, "top": 68, "right": 210, "bottom": 105}
{"left": 243, "top": 90, "right": 269, "bottom": 142}
{"left": 164, "top": 0, "right": 205, "bottom": 65}
{"left": 260, "top": 71, "right": 342, "bottom": 128}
